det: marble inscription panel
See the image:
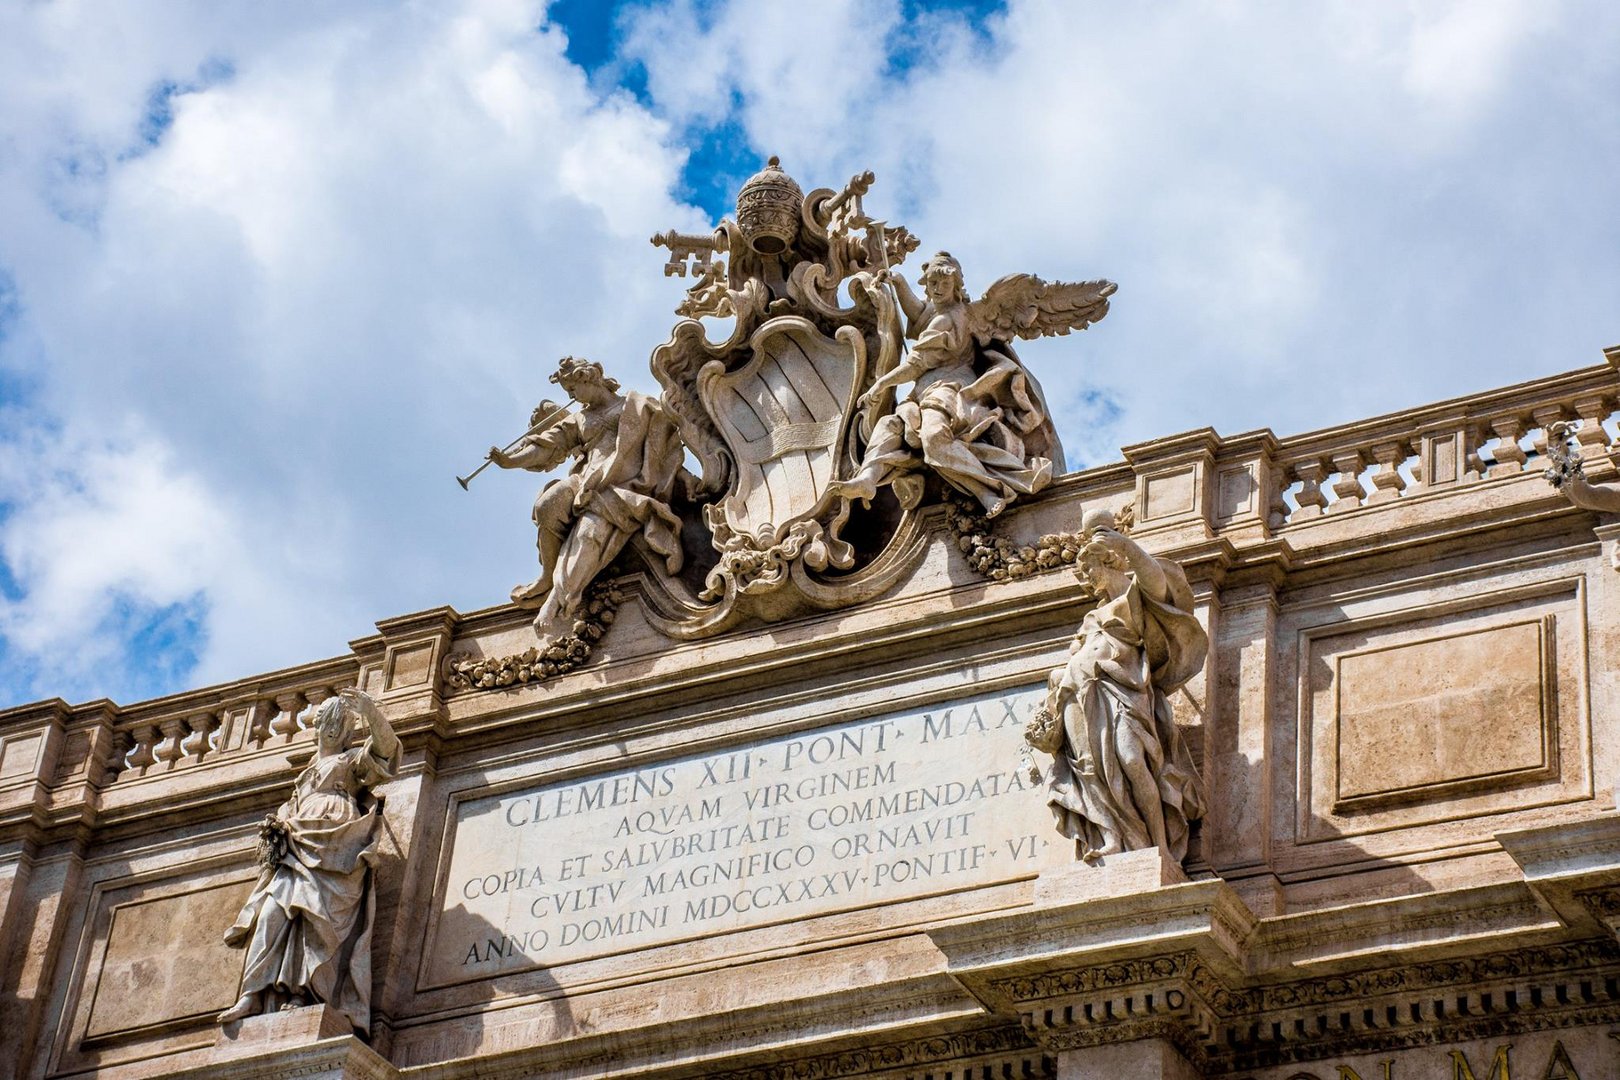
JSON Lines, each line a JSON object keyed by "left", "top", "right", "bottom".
{"left": 426, "top": 685, "right": 1057, "bottom": 985}
{"left": 1237, "top": 1025, "right": 1617, "bottom": 1079}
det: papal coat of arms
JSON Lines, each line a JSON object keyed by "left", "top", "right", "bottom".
{"left": 455, "top": 157, "right": 1115, "bottom": 682}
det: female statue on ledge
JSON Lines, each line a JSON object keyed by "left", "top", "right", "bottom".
{"left": 218, "top": 688, "right": 399, "bottom": 1032}
{"left": 1028, "top": 511, "right": 1207, "bottom": 863}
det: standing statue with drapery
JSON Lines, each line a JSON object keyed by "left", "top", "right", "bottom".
{"left": 218, "top": 688, "right": 399, "bottom": 1032}
{"left": 1025, "top": 510, "right": 1208, "bottom": 863}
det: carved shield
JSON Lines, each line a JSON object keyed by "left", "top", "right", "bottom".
{"left": 698, "top": 316, "right": 866, "bottom": 542}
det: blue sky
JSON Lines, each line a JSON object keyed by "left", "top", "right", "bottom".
{"left": 0, "top": 0, "right": 1617, "bottom": 711}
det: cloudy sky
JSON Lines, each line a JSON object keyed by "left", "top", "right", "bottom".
{"left": 0, "top": 0, "right": 1615, "bottom": 710}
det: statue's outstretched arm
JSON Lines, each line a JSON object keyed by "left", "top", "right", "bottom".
{"left": 1102, "top": 528, "right": 1168, "bottom": 600}
{"left": 341, "top": 688, "right": 399, "bottom": 764}
{"left": 861, "top": 355, "right": 929, "bottom": 404}
{"left": 886, "top": 272, "right": 926, "bottom": 332}
{"left": 1565, "top": 473, "right": 1620, "bottom": 513}
{"left": 498, "top": 425, "right": 575, "bottom": 472}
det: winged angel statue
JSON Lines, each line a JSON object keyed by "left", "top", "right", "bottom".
{"left": 643, "top": 160, "right": 1115, "bottom": 621}
{"left": 832, "top": 253, "right": 1115, "bottom": 518}
{"left": 463, "top": 158, "right": 1116, "bottom": 656}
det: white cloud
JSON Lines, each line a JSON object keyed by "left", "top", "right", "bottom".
{"left": 0, "top": 0, "right": 704, "bottom": 704}
{"left": 0, "top": 418, "right": 244, "bottom": 688}
{"left": 619, "top": 0, "right": 1620, "bottom": 448}
{"left": 1403, "top": 0, "right": 1554, "bottom": 116}
{"left": 0, "top": 0, "right": 1616, "bottom": 708}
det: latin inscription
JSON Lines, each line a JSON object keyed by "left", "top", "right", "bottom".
{"left": 427, "top": 686, "right": 1058, "bottom": 984}
{"left": 1242, "top": 1032, "right": 1616, "bottom": 1079}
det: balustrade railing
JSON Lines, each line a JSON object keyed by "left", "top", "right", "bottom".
{"left": 38, "top": 362, "right": 1620, "bottom": 788}
{"left": 1269, "top": 367, "right": 1616, "bottom": 527}
{"left": 102, "top": 660, "right": 358, "bottom": 784}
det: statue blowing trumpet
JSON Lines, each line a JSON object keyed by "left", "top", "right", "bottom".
{"left": 455, "top": 401, "right": 574, "bottom": 490}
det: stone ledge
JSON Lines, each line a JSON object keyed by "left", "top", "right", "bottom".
{"left": 212, "top": 1004, "right": 354, "bottom": 1061}
{"left": 1034, "top": 846, "right": 1190, "bottom": 905}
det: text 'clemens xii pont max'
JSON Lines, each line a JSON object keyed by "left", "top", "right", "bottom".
{"left": 427, "top": 687, "right": 1060, "bottom": 983}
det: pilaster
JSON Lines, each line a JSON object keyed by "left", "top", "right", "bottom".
{"left": 1205, "top": 581, "right": 1282, "bottom": 913}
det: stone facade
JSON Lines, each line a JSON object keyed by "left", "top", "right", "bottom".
{"left": 4, "top": 347, "right": 1619, "bottom": 1078}
{"left": 4, "top": 158, "right": 1619, "bottom": 1077}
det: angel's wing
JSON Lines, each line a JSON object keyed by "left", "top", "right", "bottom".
{"left": 966, "top": 274, "right": 1117, "bottom": 347}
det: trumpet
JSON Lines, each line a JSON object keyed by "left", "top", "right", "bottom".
{"left": 455, "top": 401, "right": 574, "bottom": 490}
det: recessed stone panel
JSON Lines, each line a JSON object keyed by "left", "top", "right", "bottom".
{"left": 83, "top": 877, "right": 253, "bottom": 1041}
{"left": 386, "top": 641, "right": 436, "bottom": 689}
{"left": 423, "top": 685, "right": 1060, "bottom": 987}
{"left": 1334, "top": 618, "right": 1552, "bottom": 808}
{"left": 1216, "top": 465, "right": 1256, "bottom": 519}
{"left": 1143, "top": 468, "right": 1197, "bottom": 520}
{"left": 0, "top": 732, "right": 42, "bottom": 780}
{"left": 1297, "top": 579, "right": 1590, "bottom": 845}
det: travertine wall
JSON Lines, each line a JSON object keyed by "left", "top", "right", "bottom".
{"left": 4, "top": 353, "right": 1620, "bottom": 1079}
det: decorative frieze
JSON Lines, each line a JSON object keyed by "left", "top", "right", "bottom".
{"left": 989, "top": 939, "right": 1620, "bottom": 1075}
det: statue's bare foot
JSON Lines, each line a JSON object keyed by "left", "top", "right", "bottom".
{"left": 825, "top": 480, "right": 871, "bottom": 508}
{"left": 216, "top": 994, "right": 257, "bottom": 1024}
{"left": 510, "top": 578, "right": 551, "bottom": 609}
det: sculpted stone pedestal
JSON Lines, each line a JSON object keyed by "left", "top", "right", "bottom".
{"left": 1033, "top": 845, "right": 1189, "bottom": 905}
{"left": 197, "top": 1005, "right": 394, "bottom": 1080}
{"left": 213, "top": 1004, "right": 350, "bottom": 1057}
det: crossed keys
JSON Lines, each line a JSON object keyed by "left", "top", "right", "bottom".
{"left": 649, "top": 229, "right": 720, "bottom": 278}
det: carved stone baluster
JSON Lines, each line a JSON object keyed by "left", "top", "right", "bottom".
{"left": 248, "top": 699, "right": 275, "bottom": 748}
{"left": 103, "top": 729, "right": 133, "bottom": 784}
{"left": 1267, "top": 476, "right": 1290, "bottom": 529}
{"left": 1486, "top": 416, "right": 1528, "bottom": 477}
{"left": 1530, "top": 405, "right": 1569, "bottom": 462}
{"left": 1329, "top": 450, "right": 1367, "bottom": 512}
{"left": 154, "top": 718, "right": 186, "bottom": 770}
{"left": 126, "top": 724, "right": 158, "bottom": 775}
{"left": 270, "top": 692, "right": 307, "bottom": 742}
{"left": 182, "top": 712, "right": 217, "bottom": 762}
{"left": 1573, "top": 395, "right": 1614, "bottom": 459}
{"left": 301, "top": 686, "right": 334, "bottom": 729}
{"left": 1367, "top": 441, "right": 1411, "bottom": 505}
{"left": 1464, "top": 427, "right": 1486, "bottom": 482}
{"left": 1291, "top": 460, "right": 1329, "bottom": 521}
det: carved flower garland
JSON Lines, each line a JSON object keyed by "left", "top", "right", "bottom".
{"left": 444, "top": 582, "right": 623, "bottom": 692}
{"left": 944, "top": 493, "right": 1132, "bottom": 583}
{"left": 446, "top": 499, "right": 1128, "bottom": 694}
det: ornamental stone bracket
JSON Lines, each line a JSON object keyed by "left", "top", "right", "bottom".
{"left": 925, "top": 852, "right": 1255, "bottom": 1073}
{"left": 922, "top": 822, "right": 1620, "bottom": 1078}
{"left": 1498, "top": 814, "right": 1620, "bottom": 943}
{"left": 933, "top": 915, "right": 1620, "bottom": 1077}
